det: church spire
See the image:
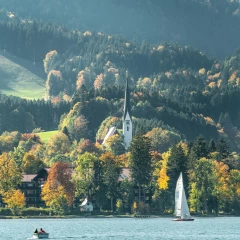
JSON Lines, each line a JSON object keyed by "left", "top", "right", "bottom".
{"left": 122, "top": 71, "right": 132, "bottom": 149}
{"left": 123, "top": 72, "right": 132, "bottom": 120}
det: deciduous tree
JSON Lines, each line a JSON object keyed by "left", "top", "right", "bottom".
{"left": 0, "top": 153, "right": 22, "bottom": 195}
{"left": 41, "top": 162, "right": 75, "bottom": 214}
{"left": 2, "top": 190, "right": 25, "bottom": 215}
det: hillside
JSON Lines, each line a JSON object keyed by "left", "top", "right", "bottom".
{"left": 0, "top": 51, "right": 46, "bottom": 99}
{"left": 0, "top": 16, "right": 240, "bottom": 151}
{"left": 1, "top": 0, "right": 240, "bottom": 58}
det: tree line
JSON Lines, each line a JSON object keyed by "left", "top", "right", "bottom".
{"left": 0, "top": 129, "right": 240, "bottom": 216}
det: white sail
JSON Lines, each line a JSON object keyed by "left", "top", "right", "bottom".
{"left": 175, "top": 172, "right": 191, "bottom": 219}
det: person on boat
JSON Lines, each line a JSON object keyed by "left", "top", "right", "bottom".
{"left": 34, "top": 229, "right": 38, "bottom": 233}
{"left": 40, "top": 228, "right": 46, "bottom": 233}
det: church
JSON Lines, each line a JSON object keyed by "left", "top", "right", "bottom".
{"left": 122, "top": 76, "right": 132, "bottom": 149}
{"left": 101, "top": 75, "right": 133, "bottom": 149}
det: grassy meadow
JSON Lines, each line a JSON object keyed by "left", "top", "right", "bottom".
{"left": 0, "top": 51, "right": 46, "bottom": 99}
{"left": 37, "top": 130, "right": 59, "bottom": 143}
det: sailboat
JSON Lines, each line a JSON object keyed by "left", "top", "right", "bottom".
{"left": 173, "top": 172, "right": 194, "bottom": 221}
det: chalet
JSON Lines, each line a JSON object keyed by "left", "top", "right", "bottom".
{"left": 19, "top": 168, "right": 48, "bottom": 207}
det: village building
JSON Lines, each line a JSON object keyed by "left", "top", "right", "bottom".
{"left": 100, "top": 75, "right": 133, "bottom": 149}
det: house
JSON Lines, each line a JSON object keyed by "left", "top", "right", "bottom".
{"left": 80, "top": 197, "right": 93, "bottom": 212}
{"left": 18, "top": 168, "right": 48, "bottom": 207}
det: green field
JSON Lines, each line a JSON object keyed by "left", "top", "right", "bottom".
{"left": 37, "top": 130, "right": 59, "bottom": 143}
{"left": 0, "top": 51, "right": 46, "bottom": 99}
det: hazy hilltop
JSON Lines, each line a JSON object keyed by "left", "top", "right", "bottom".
{"left": 1, "top": 0, "right": 240, "bottom": 58}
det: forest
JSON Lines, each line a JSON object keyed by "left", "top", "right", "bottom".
{"left": 1, "top": 0, "right": 240, "bottom": 58}
{"left": 0, "top": 1, "right": 240, "bottom": 215}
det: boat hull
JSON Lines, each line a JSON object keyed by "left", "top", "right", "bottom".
{"left": 33, "top": 233, "right": 49, "bottom": 239}
{"left": 172, "top": 218, "right": 194, "bottom": 221}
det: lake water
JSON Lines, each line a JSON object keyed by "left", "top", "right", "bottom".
{"left": 0, "top": 217, "right": 239, "bottom": 240}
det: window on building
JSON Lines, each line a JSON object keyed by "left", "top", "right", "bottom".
{"left": 127, "top": 126, "right": 129, "bottom": 131}
{"left": 126, "top": 120, "right": 130, "bottom": 125}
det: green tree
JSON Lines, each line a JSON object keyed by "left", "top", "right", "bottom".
{"left": 145, "top": 128, "right": 181, "bottom": 153}
{"left": 189, "top": 158, "right": 217, "bottom": 214}
{"left": 129, "top": 134, "right": 152, "bottom": 203}
{"left": 104, "top": 134, "right": 125, "bottom": 156}
{"left": 100, "top": 152, "right": 121, "bottom": 211}
{"left": 73, "top": 152, "right": 97, "bottom": 199}
{"left": 47, "top": 132, "right": 70, "bottom": 158}
{"left": 188, "top": 135, "right": 209, "bottom": 169}
{"left": 216, "top": 138, "right": 230, "bottom": 160}
{"left": 167, "top": 144, "right": 189, "bottom": 198}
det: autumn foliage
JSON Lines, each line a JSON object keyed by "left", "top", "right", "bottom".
{"left": 41, "top": 162, "right": 75, "bottom": 214}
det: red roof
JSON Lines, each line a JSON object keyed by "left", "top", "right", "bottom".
{"left": 119, "top": 168, "right": 131, "bottom": 181}
{"left": 22, "top": 174, "right": 37, "bottom": 182}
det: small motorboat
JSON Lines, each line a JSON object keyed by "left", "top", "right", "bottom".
{"left": 32, "top": 232, "right": 49, "bottom": 239}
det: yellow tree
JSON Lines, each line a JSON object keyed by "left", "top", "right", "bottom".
{"left": 0, "top": 153, "right": 22, "bottom": 195}
{"left": 42, "top": 182, "right": 68, "bottom": 215}
{"left": 214, "top": 160, "right": 230, "bottom": 212}
{"left": 227, "top": 169, "right": 240, "bottom": 214}
{"left": 155, "top": 151, "right": 170, "bottom": 190}
{"left": 3, "top": 190, "right": 25, "bottom": 215}
{"left": 22, "top": 153, "right": 44, "bottom": 174}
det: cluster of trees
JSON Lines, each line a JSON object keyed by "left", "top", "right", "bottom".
{"left": 1, "top": 0, "right": 240, "bottom": 58}
{"left": 0, "top": 94, "right": 70, "bottom": 133}
{"left": 0, "top": 127, "right": 240, "bottom": 215}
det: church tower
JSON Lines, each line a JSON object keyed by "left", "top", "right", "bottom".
{"left": 123, "top": 75, "right": 132, "bottom": 149}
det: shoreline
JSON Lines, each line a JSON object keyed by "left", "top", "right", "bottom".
{"left": 0, "top": 214, "right": 239, "bottom": 219}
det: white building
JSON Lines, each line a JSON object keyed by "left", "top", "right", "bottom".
{"left": 123, "top": 77, "right": 132, "bottom": 149}
{"left": 80, "top": 198, "right": 93, "bottom": 212}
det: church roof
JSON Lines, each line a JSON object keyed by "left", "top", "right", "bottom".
{"left": 123, "top": 77, "right": 132, "bottom": 120}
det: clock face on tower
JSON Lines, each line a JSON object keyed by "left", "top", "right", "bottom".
{"left": 126, "top": 120, "right": 130, "bottom": 125}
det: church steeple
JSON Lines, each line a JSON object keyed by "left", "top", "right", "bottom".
{"left": 123, "top": 76, "right": 132, "bottom": 121}
{"left": 123, "top": 72, "right": 132, "bottom": 149}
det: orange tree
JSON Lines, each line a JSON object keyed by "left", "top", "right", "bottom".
{"left": 41, "top": 162, "right": 75, "bottom": 215}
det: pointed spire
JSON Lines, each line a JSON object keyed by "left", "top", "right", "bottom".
{"left": 123, "top": 71, "right": 132, "bottom": 120}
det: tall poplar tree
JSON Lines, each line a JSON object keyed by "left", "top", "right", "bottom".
{"left": 129, "top": 134, "right": 152, "bottom": 203}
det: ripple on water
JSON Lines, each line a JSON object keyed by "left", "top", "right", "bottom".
{"left": 0, "top": 217, "right": 239, "bottom": 240}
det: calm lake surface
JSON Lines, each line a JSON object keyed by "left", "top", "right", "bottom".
{"left": 0, "top": 217, "right": 239, "bottom": 240}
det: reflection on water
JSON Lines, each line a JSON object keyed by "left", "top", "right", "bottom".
{"left": 0, "top": 217, "right": 239, "bottom": 240}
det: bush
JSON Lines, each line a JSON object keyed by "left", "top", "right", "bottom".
{"left": 21, "top": 207, "right": 51, "bottom": 216}
{"left": 0, "top": 208, "right": 12, "bottom": 216}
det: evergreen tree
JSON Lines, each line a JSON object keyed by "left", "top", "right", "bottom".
{"left": 188, "top": 135, "right": 209, "bottom": 169}
{"left": 209, "top": 139, "right": 216, "bottom": 152}
{"left": 167, "top": 144, "right": 189, "bottom": 197}
{"left": 216, "top": 138, "right": 230, "bottom": 160}
{"left": 129, "top": 134, "right": 152, "bottom": 203}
